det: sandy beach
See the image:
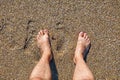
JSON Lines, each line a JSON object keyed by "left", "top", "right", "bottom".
{"left": 0, "top": 0, "right": 120, "bottom": 80}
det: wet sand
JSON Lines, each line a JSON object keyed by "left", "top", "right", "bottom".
{"left": 0, "top": 0, "right": 120, "bottom": 80}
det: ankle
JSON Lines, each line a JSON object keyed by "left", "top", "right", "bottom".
{"left": 74, "top": 56, "right": 84, "bottom": 64}
{"left": 41, "top": 48, "right": 51, "bottom": 53}
{"left": 40, "top": 55, "right": 51, "bottom": 63}
{"left": 74, "top": 52, "right": 83, "bottom": 59}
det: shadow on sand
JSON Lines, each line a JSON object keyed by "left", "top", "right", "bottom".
{"left": 50, "top": 54, "right": 58, "bottom": 80}
{"left": 84, "top": 44, "right": 91, "bottom": 62}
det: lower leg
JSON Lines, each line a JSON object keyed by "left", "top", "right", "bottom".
{"left": 30, "top": 54, "right": 52, "bottom": 80}
{"left": 73, "top": 58, "right": 94, "bottom": 80}
{"left": 30, "top": 29, "right": 52, "bottom": 80}
{"left": 73, "top": 32, "right": 94, "bottom": 80}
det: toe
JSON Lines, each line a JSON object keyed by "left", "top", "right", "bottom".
{"left": 85, "top": 36, "right": 88, "bottom": 40}
{"left": 83, "top": 33, "right": 87, "bottom": 38}
{"left": 40, "top": 30, "right": 44, "bottom": 35}
{"left": 86, "top": 38, "right": 90, "bottom": 43}
{"left": 37, "top": 31, "right": 41, "bottom": 39}
{"left": 37, "top": 34, "right": 40, "bottom": 40}
{"left": 38, "top": 32, "right": 41, "bottom": 35}
{"left": 79, "top": 32, "right": 84, "bottom": 37}
{"left": 87, "top": 38, "right": 90, "bottom": 41}
{"left": 44, "top": 29, "right": 48, "bottom": 35}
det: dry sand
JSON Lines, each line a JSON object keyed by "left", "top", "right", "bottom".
{"left": 0, "top": 0, "right": 120, "bottom": 80}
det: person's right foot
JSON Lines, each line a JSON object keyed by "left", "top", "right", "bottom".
{"left": 74, "top": 32, "right": 91, "bottom": 63}
{"left": 37, "top": 29, "right": 52, "bottom": 61}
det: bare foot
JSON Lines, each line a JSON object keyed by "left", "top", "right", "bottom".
{"left": 74, "top": 32, "right": 91, "bottom": 63}
{"left": 37, "top": 29, "right": 52, "bottom": 61}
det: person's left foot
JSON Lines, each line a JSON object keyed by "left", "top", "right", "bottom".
{"left": 37, "top": 29, "right": 52, "bottom": 61}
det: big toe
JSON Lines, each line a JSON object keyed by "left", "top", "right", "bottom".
{"left": 44, "top": 29, "right": 48, "bottom": 35}
{"left": 79, "top": 32, "right": 84, "bottom": 37}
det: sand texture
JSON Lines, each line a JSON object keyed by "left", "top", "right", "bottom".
{"left": 0, "top": 0, "right": 120, "bottom": 80}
